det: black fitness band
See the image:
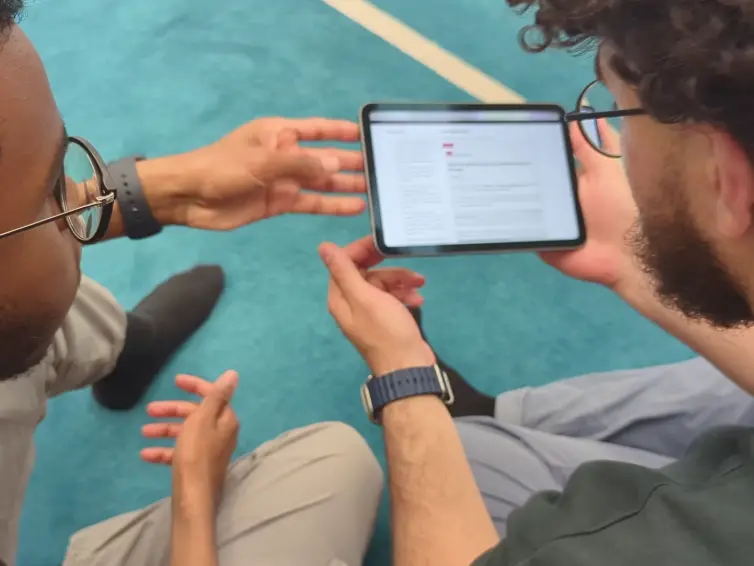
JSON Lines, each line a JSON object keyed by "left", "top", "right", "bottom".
{"left": 110, "top": 156, "right": 163, "bottom": 240}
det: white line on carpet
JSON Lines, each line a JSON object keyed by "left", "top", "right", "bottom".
{"left": 322, "top": 0, "right": 524, "bottom": 103}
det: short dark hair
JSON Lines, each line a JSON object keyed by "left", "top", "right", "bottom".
{"left": 0, "top": 0, "right": 22, "bottom": 32}
{"left": 508, "top": 0, "right": 754, "bottom": 155}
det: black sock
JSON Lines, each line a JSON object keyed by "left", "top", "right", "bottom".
{"left": 92, "top": 265, "right": 225, "bottom": 411}
{"left": 410, "top": 307, "right": 495, "bottom": 418}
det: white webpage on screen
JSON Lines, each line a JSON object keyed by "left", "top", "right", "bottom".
{"left": 371, "top": 120, "right": 580, "bottom": 247}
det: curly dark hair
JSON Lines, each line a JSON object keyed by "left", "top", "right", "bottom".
{"left": 0, "top": 0, "right": 22, "bottom": 32}
{"left": 507, "top": 0, "right": 754, "bottom": 154}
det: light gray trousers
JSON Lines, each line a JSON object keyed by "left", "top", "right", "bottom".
{"left": 456, "top": 358, "right": 754, "bottom": 535}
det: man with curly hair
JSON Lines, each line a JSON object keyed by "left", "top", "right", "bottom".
{"left": 317, "top": 1, "right": 754, "bottom": 565}
{"left": 0, "top": 2, "right": 385, "bottom": 566}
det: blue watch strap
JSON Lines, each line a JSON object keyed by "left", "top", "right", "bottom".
{"left": 363, "top": 365, "right": 452, "bottom": 423}
{"left": 110, "top": 156, "right": 163, "bottom": 240}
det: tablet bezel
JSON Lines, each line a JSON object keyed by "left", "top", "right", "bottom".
{"left": 359, "top": 102, "right": 586, "bottom": 257}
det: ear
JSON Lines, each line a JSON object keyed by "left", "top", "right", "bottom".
{"left": 711, "top": 131, "right": 754, "bottom": 238}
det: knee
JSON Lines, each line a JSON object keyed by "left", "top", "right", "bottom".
{"left": 300, "top": 421, "right": 384, "bottom": 490}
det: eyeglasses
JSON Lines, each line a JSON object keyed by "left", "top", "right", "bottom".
{"left": 565, "top": 79, "right": 646, "bottom": 158}
{"left": 0, "top": 137, "right": 116, "bottom": 243}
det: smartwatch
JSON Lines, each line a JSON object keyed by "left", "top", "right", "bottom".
{"left": 361, "top": 365, "right": 454, "bottom": 424}
{"left": 109, "top": 156, "right": 163, "bottom": 240}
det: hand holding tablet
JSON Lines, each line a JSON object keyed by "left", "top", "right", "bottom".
{"left": 359, "top": 103, "right": 586, "bottom": 257}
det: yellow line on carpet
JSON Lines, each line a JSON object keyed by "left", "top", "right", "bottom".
{"left": 322, "top": 0, "right": 524, "bottom": 103}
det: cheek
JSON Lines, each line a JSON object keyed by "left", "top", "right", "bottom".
{"left": 620, "top": 128, "right": 653, "bottom": 212}
{"left": 0, "top": 224, "right": 81, "bottom": 341}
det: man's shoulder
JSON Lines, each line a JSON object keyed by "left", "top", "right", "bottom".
{"left": 474, "top": 427, "right": 754, "bottom": 566}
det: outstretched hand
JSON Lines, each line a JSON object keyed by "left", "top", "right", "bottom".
{"left": 153, "top": 117, "right": 368, "bottom": 230}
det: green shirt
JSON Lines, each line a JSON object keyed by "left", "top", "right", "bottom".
{"left": 474, "top": 427, "right": 754, "bottom": 566}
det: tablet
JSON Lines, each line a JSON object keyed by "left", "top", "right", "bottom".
{"left": 360, "top": 103, "right": 586, "bottom": 257}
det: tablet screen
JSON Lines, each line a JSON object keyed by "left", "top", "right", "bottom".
{"left": 362, "top": 105, "right": 584, "bottom": 255}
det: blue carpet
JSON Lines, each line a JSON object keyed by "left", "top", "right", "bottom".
{"left": 19, "top": 1, "right": 692, "bottom": 564}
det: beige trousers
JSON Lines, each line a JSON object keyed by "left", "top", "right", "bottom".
{"left": 63, "top": 421, "right": 383, "bottom": 566}
{"left": 0, "top": 277, "right": 382, "bottom": 566}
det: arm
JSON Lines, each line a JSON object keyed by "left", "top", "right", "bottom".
{"left": 383, "top": 393, "right": 500, "bottom": 566}
{"left": 319, "top": 239, "right": 500, "bottom": 566}
{"left": 171, "top": 503, "right": 218, "bottom": 566}
{"left": 615, "top": 267, "right": 754, "bottom": 393}
{"left": 102, "top": 157, "right": 183, "bottom": 240}
{"left": 142, "top": 371, "right": 241, "bottom": 566}
{"left": 95, "top": 116, "right": 368, "bottom": 241}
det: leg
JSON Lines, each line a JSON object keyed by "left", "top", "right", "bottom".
{"left": 92, "top": 265, "right": 224, "bottom": 410}
{"left": 50, "top": 267, "right": 224, "bottom": 409}
{"left": 494, "top": 357, "right": 754, "bottom": 459}
{"left": 62, "top": 422, "right": 383, "bottom": 566}
{"left": 455, "top": 418, "right": 672, "bottom": 536}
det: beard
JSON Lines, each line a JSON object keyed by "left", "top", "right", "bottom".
{"left": 629, "top": 177, "right": 753, "bottom": 329}
{"left": 0, "top": 300, "right": 54, "bottom": 379}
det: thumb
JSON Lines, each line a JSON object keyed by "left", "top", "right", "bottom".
{"left": 597, "top": 119, "right": 621, "bottom": 156}
{"left": 201, "top": 370, "right": 239, "bottom": 418}
{"left": 319, "top": 242, "right": 370, "bottom": 300}
{"left": 569, "top": 122, "right": 601, "bottom": 168}
{"left": 261, "top": 151, "right": 339, "bottom": 186}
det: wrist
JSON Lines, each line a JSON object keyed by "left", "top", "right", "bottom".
{"left": 172, "top": 475, "right": 218, "bottom": 521}
{"left": 135, "top": 155, "right": 195, "bottom": 227}
{"left": 367, "top": 342, "right": 436, "bottom": 377}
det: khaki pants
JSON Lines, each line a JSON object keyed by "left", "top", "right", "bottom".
{"left": 0, "top": 277, "right": 382, "bottom": 566}
{"left": 64, "top": 421, "right": 383, "bottom": 566}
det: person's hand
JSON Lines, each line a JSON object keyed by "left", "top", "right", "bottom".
{"left": 319, "top": 237, "right": 435, "bottom": 376}
{"left": 140, "top": 117, "right": 367, "bottom": 230}
{"left": 141, "top": 371, "right": 240, "bottom": 512}
{"left": 538, "top": 121, "right": 638, "bottom": 289}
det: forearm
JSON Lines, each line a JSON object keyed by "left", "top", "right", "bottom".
{"left": 383, "top": 395, "right": 499, "bottom": 566}
{"left": 616, "top": 266, "right": 754, "bottom": 393}
{"left": 170, "top": 499, "right": 218, "bottom": 566}
{"left": 102, "top": 157, "right": 185, "bottom": 240}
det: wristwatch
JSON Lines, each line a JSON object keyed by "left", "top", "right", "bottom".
{"left": 109, "top": 156, "right": 163, "bottom": 240}
{"left": 361, "top": 365, "right": 454, "bottom": 424}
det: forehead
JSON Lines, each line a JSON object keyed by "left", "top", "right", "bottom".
{"left": 0, "top": 27, "right": 62, "bottom": 216}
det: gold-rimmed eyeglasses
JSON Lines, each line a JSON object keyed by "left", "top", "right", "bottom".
{"left": 0, "top": 137, "right": 116, "bottom": 243}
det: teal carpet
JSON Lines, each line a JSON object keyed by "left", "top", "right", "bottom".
{"left": 19, "top": 1, "right": 692, "bottom": 564}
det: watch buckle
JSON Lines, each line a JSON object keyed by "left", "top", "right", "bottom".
{"left": 360, "top": 382, "right": 378, "bottom": 424}
{"left": 435, "top": 365, "right": 455, "bottom": 406}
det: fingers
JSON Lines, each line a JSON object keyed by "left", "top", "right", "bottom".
{"left": 391, "top": 289, "right": 425, "bottom": 308}
{"left": 142, "top": 422, "right": 183, "bottom": 438}
{"left": 570, "top": 119, "right": 620, "bottom": 165}
{"left": 366, "top": 268, "right": 425, "bottom": 307}
{"left": 175, "top": 374, "right": 214, "bottom": 398}
{"left": 367, "top": 267, "right": 425, "bottom": 289}
{"left": 290, "top": 193, "right": 366, "bottom": 216}
{"left": 319, "top": 242, "right": 372, "bottom": 300}
{"left": 342, "top": 236, "right": 384, "bottom": 269}
{"left": 569, "top": 122, "right": 596, "bottom": 166}
{"left": 317, "top": 174, "right": 367, "bottom": 194}
{"left": 285, "top": 118, "right": 360, "bottom": 143}
{"left": 261, "top": 151, "right": 339, "bottom": 187}
{"left": 140, "top": 447, "right": 174, "bottom": 465}
{"left": 272, "top": 148, "right": 366, "bottom": 194}
{"left": 200, "top": 370, "right": 240, "bottom": 418}
{"left": 147, "top": 400, "right": 198, "bottom": 419}
{"left": 304, "top": 148, "right": 363, "bottom": 171}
